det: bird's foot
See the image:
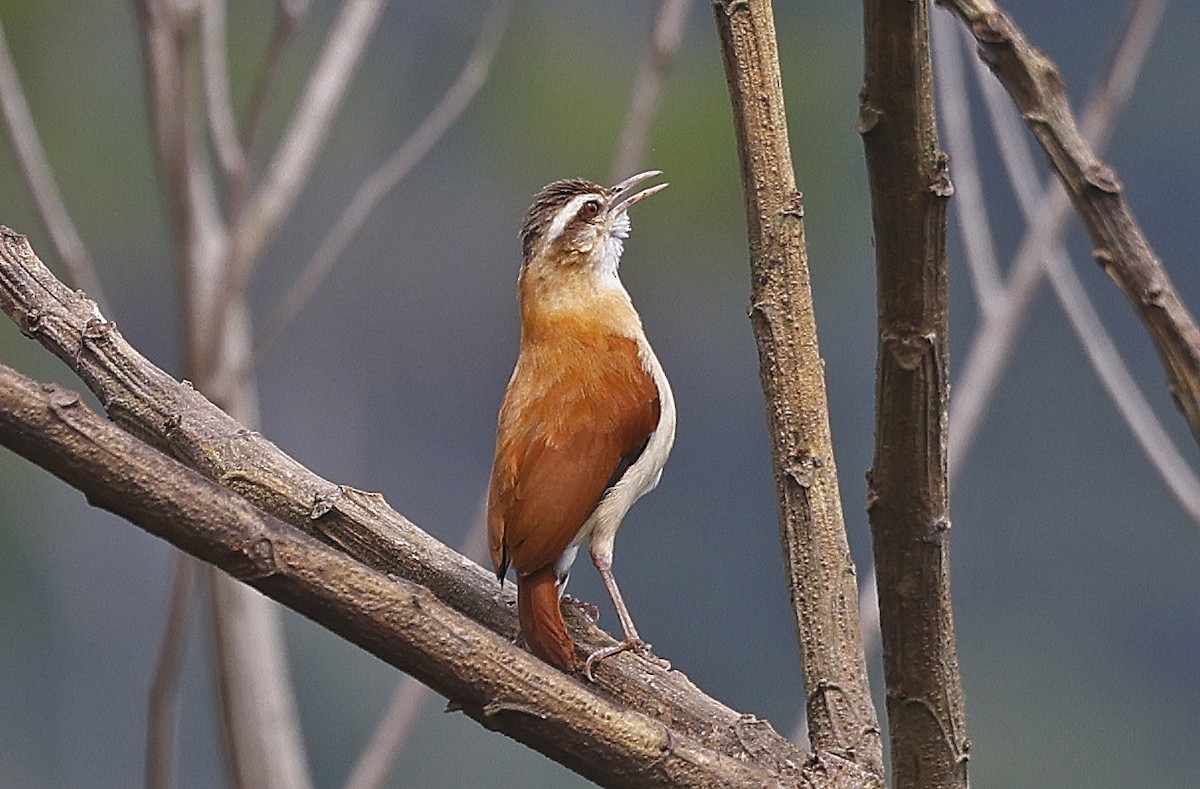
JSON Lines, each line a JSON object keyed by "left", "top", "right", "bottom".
{"left": 562, "top": 594, "right": 600, "bottom": 623}
{"left": 583, "top": 639, "right": 670, "bottom": 681}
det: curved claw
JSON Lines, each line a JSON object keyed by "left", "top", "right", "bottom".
{"left": 583, "top": 639, "right": 671, "bottom": 681}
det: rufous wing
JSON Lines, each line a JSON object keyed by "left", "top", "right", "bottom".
{"left": 488, "top": 333, "right": 660, "bottom": 578}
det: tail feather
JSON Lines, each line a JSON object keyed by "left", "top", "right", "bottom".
{"left": 517, "top": 567, "right": 574, "bottom": 671}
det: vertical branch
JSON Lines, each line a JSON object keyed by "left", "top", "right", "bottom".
{"left": 145, "top": 554, "right": 197, "bottom": 789}
{"left": 713, "top": 0, "right": 883, "bottom": 777}
{"left": 133, "top": 2, "right": 314, "bottom": 787}
{"left": 859, "top": 1, "right": 968, "bottom": 787}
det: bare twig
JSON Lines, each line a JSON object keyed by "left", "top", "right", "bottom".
{"left": 946, "top": 0, "right": 1166, "bottom": 476}
{"left": 241, "top": 0, "right": 311, "bottom": 163}
{"left": 200, "top": 0, "right": 246, "bottom": 181}
{"left": 955, "top": 2, "right": 1200, "bottom": 525}
{"left": 251, "top": 0, "right": 512, "bottom": 368}
{"left": 860, "top": 0, "right": 968, "bottom": 785}
{"left": 608, "top": 0, "right": 694, "bottom": 183}
{"left": 713, "top": 1, "right": 883, "bottom": 778}
{"left": 0, "top": 13, "right": 108, "bottom": 314}
{"left": 342, "top": 680, "right": 428, "bottom": 789}
{"left": 229, "top": 0, "right": 386, "bottom": 279}
{"left": 940, "top": 0, "right": 1200, "bottom": 447}
{"left": 145, "top": 554, "right": 197, "bottom": 789}
{"left": 0, "top": 228, "right": 863, "bottom": 789}
{"left": 210, "top": 566, "right": 314, "bottom": 789}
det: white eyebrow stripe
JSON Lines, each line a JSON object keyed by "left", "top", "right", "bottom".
{"left": 544, "top": 193, "right": 602, "bottom": 248}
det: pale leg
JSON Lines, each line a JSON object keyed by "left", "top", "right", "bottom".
{"left": 584, "top": 549, "right": 670, "bottom": 680}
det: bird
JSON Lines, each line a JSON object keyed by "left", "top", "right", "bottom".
{"left": 487, "top": 170, "right": 675, "bottom": 679}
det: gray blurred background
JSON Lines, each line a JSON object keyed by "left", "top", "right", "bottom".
{"left": 1, "top": 0, "right": 1197, "bottom": 786}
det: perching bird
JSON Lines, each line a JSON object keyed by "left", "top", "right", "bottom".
{"left": 487, "top": 171, "right": 675, "bottom": 679}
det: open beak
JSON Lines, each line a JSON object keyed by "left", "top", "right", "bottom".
{"left": 607, "top": 170, "right": 669, "bottom": 217}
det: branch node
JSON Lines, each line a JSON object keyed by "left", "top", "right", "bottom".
{"left": 856, "top": 104, "right": 883, "bottom": 135}
{"left": 972, "top": 11, "right": 1014, "bottom": 45}
{"left": 733, "top": 714, "right": 776, "bottom": 757}
{"left": 310, "top": 486, "right": 344, "bottom": 519}
{"left": 923, "top": 514, "right": 952, "bottom": 544}
{"left": 714, "top": 0, "right": 749, "bottom": 18}
{"left": 21, "top": 308, "right": 42, "bottom": 337}
{"left": 481, "top": 700, "right": 548, "bottom": 719}
{"left": 780, "top": 191, "right": 805, "bottom": 219}
{"left": 1084, "top": 161, "right": 1123, "bottom": 194}
{"left": 42, "top": 383, "right": 81, "bottom": 410}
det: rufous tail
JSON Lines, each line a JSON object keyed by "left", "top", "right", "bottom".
{"left": 517, "top": 566, "right": 574, "bottom": 671}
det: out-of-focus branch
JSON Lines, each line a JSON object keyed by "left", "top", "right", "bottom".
{"left": 239, "top": 0, "right": 312, "bottom": 177}
{"left": 133, "top": 3, "right": 310, "bottom": 786}
{"left": 252, "top": 0, "right": 512, "bottom": 368}
{"left": 230, "top": 0, "right": 386, "bottom": 279}
{"left": 0, "top": 227, "right": 864, "bottom": 788}
{"left": 608, "top": 0, "right": 694, "bottom": 183}
{"left": 945, "top": 0, "right": 1167, "bottom": 477}
{"left": 940, "top": 0, "right": 1200, "bottom": 448}
{"left": 931, "top": 9, "right": 1002, "bottom": 315}
{"left": 860, "top": 1, "right": 968, "bottom": 786}
{"left": 200, "top": 0, "right": 246, "bottom": 181}
{"left": 145, "top": 554, "right": 197, "bottom": 789}
{"left": 341, "top": 518, "right": 488, "bottom": 789}
{"left": 713, "top": 1, "right": 883, "bottom": 780}
{"left": 940, "top": 1, "right": 1200, "bottom": 525}
{"left": 0, "top": 13, "right": 108, "bottom": 314}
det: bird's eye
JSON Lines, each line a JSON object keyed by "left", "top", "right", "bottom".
{"left": 579, "top": 199, "right": 601, "bottom": 221}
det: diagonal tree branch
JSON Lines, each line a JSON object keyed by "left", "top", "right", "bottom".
{"left": 0, "top": 226, "right": 882, "bottom": 787}
{"left": 860, "top": 1, "right": 968, "bottom": 787}
{"left": 713, "top": 0, "right": 883, "bottom": 778}
{"left": 0, "top": 361, "right": 805, "bottom": 789}
{"left": 939, "top": 0, "right": 1200, "bottom": 448}
{"left": 946, "top": 0, "right": 1167, "bottom": 476}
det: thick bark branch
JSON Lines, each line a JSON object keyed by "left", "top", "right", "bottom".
{"left": 0, "top": 226, "right": 888, "bottom": 786}
{"left": 939, "top": 0, "right": 1200, "bottom": 447}
{"left": 712, "top": 0, "right": 883, "bottom": 778}
{"left": 0, "top": 363, "right": 779, "bottom": 787}
{"left": 860, "top": 2, "right": 969, "bottom": 787}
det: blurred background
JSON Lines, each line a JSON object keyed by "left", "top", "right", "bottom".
{"left": 0, "top": 0, "right": 1197, "bottom": 786}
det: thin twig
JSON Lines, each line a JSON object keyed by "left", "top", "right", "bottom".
{"left": 232, "top": 0, "right": 312, "bottom": 216}
{"left": 200, "top": 0, "right": 246, "bottom": 181}
{"left": 969, "top": 2, "right": 1200, "bottom": 525}
{"left": 242, "top": 0, "right": 311, "bottom": 156}
{"left": 145, "top": 554, "right": 197, "bottom": 789}
{"left": 0, "top": 12, "right": 109, "bottom": 314}
{"left": 608, "top": 0, "right": 694, "bottom": 183}
{"left": 251, "top": 0, "right": 512, "bottom": 369}
{"left": 229, "top": 0, "right": 386, "bottom": 278}
{"left": 947, "top": 0, "right": 1166, "bottom": 476}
